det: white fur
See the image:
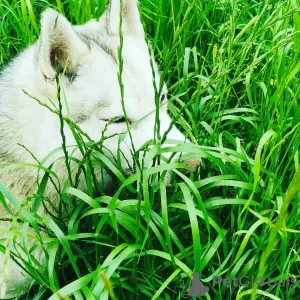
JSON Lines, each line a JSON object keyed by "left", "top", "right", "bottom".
{"left": 0, "top": 1, "right": 197, "bottom": 298}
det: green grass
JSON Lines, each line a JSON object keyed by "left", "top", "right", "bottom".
{"left": 0, "top": 0, "right": 300, "bottom": 299}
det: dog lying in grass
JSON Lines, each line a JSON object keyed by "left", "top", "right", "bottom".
{"left": 0, "top": 0, "right": 200, "bottom": 298}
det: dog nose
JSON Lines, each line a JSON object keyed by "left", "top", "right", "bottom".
{"left": 182, "top": 158, "right": 201, "bottom": 173}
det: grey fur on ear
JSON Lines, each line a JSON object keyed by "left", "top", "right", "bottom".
{"left": 100, "top": 0, "right": 145, "bottom": 38}
{"left": 36, "top": 8, "right": 89, "bottom": 80}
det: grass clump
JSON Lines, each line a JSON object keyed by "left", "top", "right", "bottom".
{"left": 0, "top": 0, "right": 299, "bottom": 299}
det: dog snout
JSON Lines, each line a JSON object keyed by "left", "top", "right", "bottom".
{"left": 182, "top": 158, "right": 201, "bottom": 173}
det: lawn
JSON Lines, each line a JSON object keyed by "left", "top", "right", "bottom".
{"left": 0, "top": 0, "right": 299, "bottom": 299}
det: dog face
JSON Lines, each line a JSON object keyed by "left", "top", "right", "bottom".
{"left": 33, "top": 0, "right": 186, "bottom": 169}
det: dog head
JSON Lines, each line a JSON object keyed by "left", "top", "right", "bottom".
{"left": 33, "top": 1, "right": 198, "bottom": 171}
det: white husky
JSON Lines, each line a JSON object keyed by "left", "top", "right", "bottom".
{"left": 0, "top": 0, "right": 200, "bottom": 298}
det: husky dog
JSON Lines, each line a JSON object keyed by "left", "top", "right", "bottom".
{"left": 0, "top": 0, "right": 200, "bottom": 298}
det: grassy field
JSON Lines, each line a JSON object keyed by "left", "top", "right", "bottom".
{"left": 0, "top": 0, "right": 300, "bottom": 299}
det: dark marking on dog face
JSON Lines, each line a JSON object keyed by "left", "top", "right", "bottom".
{"left": 98, "top": 42, "right": 118, "bottom": 64}
{"left": 42, "top": 72, "right": 55, "bottom": 82}
{"left": 63, "top": 70, "right": 78, "bottom": 83}
{"left": 77, "top": 32, "right": 118, "bottom": 64}
{"left": 72, "top": 112, "right": 89, "bottom": 124}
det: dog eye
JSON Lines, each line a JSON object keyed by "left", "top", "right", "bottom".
{"left": 113, "top": 117, "right": 126, "bottom": 123}
{"left": 105, "top": 116, "right": 132, "bottom": 124}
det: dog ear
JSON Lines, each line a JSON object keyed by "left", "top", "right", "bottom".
{"left": 36, "top": 9, "right": 89, "bottom": 80}
{"left": 101, "top": 0, "right": 144, "bottom": 38}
